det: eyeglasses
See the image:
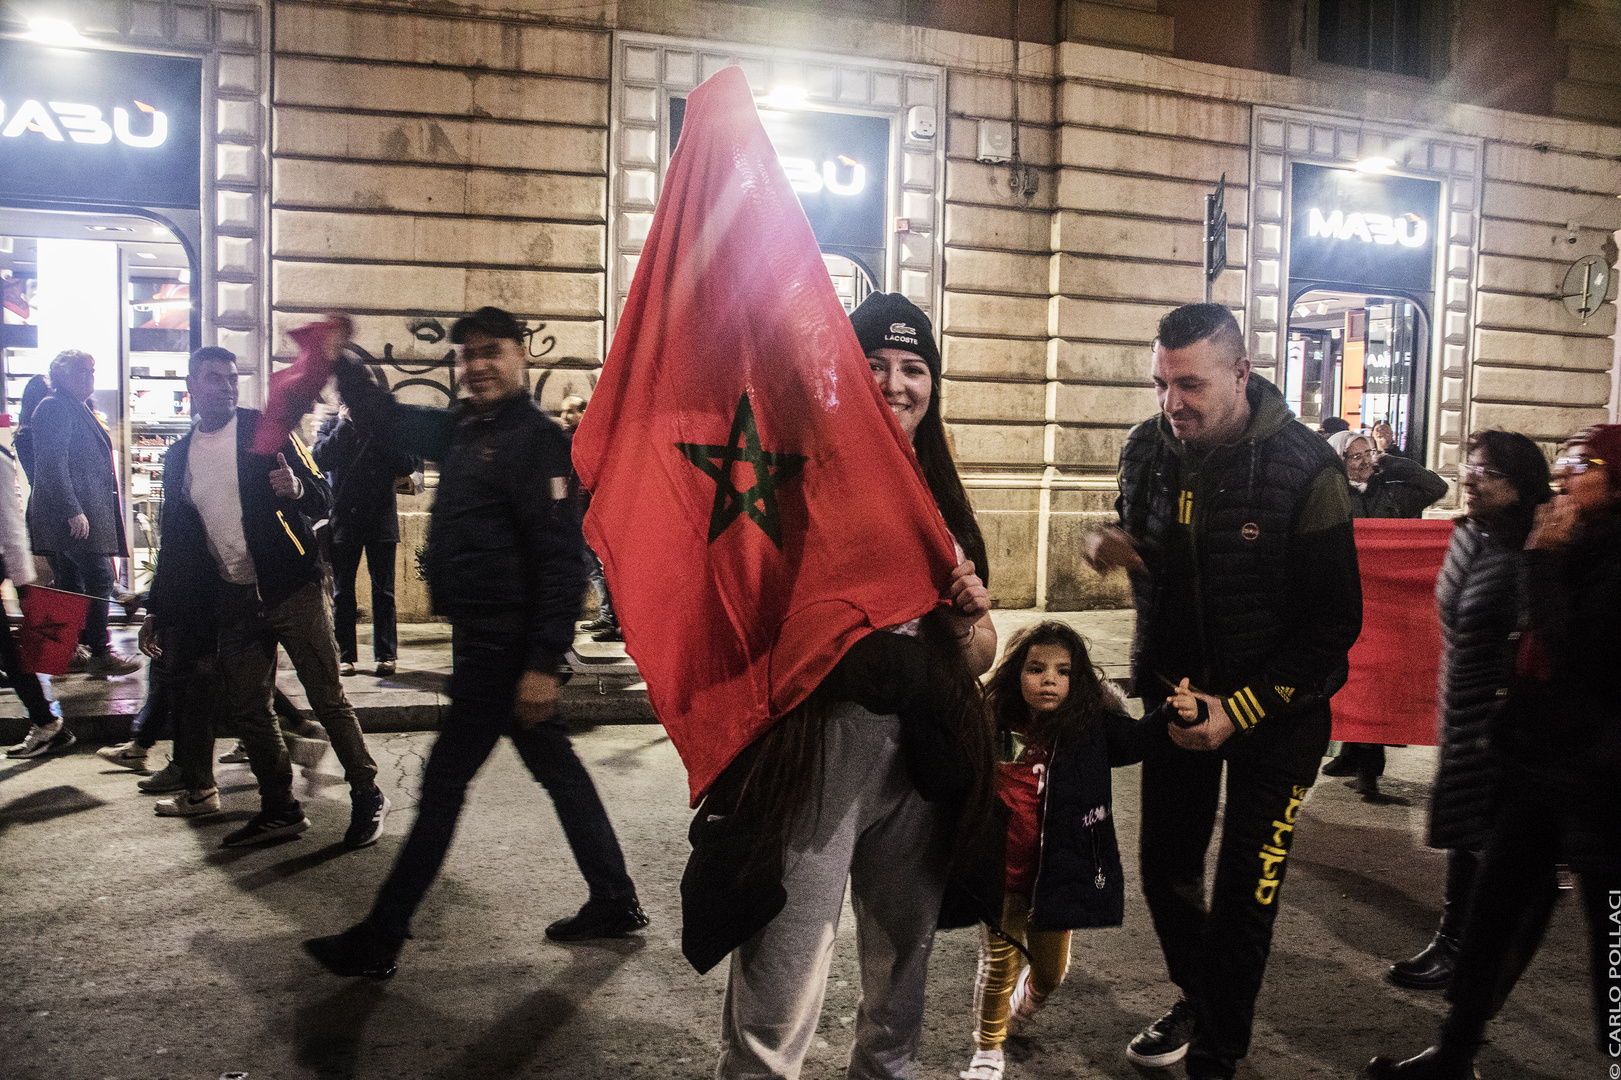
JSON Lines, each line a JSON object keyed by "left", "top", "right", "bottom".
{"left": 1461, "top": 464, "right": 1507, "bottom": 480}
{"left": 1554, "top": 456, "right": 1607, "bottom": 475}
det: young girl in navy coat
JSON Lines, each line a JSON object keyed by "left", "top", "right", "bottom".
{"left": 961, "top": 621, "right": 1147, "bottom": 1080}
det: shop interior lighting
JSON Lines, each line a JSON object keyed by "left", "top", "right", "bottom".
{"left": 765, "top": 84, "right": 808, "bottom": 109}
{"left": 26, "top": 17, "right": 85, "bottom": 45}
{"left": 87, "top": 225, "right": 135, "bottom": 232}
{"left": 134, "top": 252, "right": 157, "bottom": 259}
{"left": 1355, "top": 156, "right": 1397, "bottom": 174}
{"left": 1317, "top": 301, "right": 1329, "bottom": 314}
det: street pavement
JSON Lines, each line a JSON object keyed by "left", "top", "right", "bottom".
{"left": 0, "top": 611, "right": 1604, "bottom": 1080}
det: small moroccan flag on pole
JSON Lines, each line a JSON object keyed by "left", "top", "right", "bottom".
{"left": 18, "top": 586, "right": 93, "bottom": 676}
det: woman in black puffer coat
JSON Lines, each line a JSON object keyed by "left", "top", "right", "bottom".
{"left": 1386, "top": 430, "right": 1548, "bottom": 991}
{"left": 1368, "top": 424, "right": 1621, "bottom": 1079}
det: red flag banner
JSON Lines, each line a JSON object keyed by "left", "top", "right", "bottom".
{"left": 572, "top": 67, "right": 958, "bottom": 802}
{"left": 252, "top": 318, "right": 343, "bottom": 455}
{"left": 1333, "top": 518, "right": 1456, "bottom": 746}
{"left": 18, "top": 586, "right": 93, "bottom": 676}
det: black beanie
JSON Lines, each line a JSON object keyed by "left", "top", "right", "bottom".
{"left": 849, "top": 293, "right": 941, "bottom": 378}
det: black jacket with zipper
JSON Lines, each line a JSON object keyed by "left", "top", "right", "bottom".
{"left": 1023, "top": 702, "right": 1153, "bottom": 931}
{"left": 334, "top": 359, "right": 584, "bottom": 675}
{"left": 1115, "top": 374, "right": 1362, "bottom": 754}
{"left": 149, "top": 408, "right": 331, "bottom": 629}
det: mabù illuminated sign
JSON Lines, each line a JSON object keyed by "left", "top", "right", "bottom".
{"left": 779, "top": 155, "right": 867, "bottom": 197}
{"left": 0, "top": 40, "right": 201, "bottom": 209}
{"left": 1, "top": 98, "right": 169, "bottom": 147}
{"left": 1305, "top": 208, "right": 1427, "bottom": 248}
{"left": 1290, "top": 163, "right": 1440, "bottom": 295}
{"left": 670, "top": 97, "right": 890, "bottom": 281}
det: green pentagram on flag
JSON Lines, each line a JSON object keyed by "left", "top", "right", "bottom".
{"left": 676, "top": 393, "right": 807, "bottom": 548}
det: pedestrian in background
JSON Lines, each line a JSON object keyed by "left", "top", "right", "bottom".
{"left": 0, "top": 437, "right": 69, "bottom": 760}
{"left": 1321, "top": 428, "right": 1449, "bottom": 798}
{"left": 314, "top": 382, "right": 420, "bottom": 678}
{"left": 304, "top": 306, "right": 645, "bottom": 981}
{"left": 140, "top": 346, "right": 387, "bottom": 847}
{"left": 559, "top": 394, "right": 620, "bottom": 642}
{"left": 1367, "top": 424, "right": 1621, "bottom": 1079}
{"left": 27, "top": 350, "right": 139, "bottom": 676}
{"left": 1384, "top": 430, "right": 1548, "bottom": 992}
{"left": 960, "top": 622, "right": 1146, "bottom": 1080}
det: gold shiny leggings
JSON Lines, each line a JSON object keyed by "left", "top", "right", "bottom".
{"left": 973, "top": 892, "right": 1073, "bottom": 1050}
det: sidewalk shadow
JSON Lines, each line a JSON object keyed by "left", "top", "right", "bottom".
{"left": 0, "top": 784, "right": 105, "bottom": 833}
{"left": 292, "top": 976, "right": 391, "bottom": 1080}
{"left": 431, "top": 937, "right": 647, "bottom": 1080}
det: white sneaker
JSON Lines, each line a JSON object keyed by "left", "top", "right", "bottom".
{"left": 1005, "top": 966, "right": 1047, "bottom": 1037}
{"left": 155, "top": 788, "right": 221, "bottom": 817}
{"left": 4, "top": 721, "right": 75, "bottom": 759}
{"left": 218, "top": 741, "right": 251, "bottom": 764}
{"left": 960, "top": 1048, "right": 1004, "bottom": 1080}
{"left": 97, "top": 740, "right": 151, "bottom": 772}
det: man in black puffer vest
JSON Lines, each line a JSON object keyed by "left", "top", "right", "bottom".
{"left": 1084, "top": 304, "right": 1362, "bottom": 1080}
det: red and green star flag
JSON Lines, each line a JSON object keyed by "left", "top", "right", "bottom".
{"left": 571, "top": 66, "right": 958, "bottom": 803}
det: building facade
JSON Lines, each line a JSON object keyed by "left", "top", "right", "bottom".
{"left": 2, "top": 0, "right": 1616, "bottom": 613}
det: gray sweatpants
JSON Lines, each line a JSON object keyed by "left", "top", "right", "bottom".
{"left": 716, "top": 702, "right": 953, "bottom": 1080}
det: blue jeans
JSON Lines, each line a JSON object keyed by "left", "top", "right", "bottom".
{"left": 368, "top": 625, "right": 635, "bottom": 941}
{"left": 585, "top": 543, "right": 615, "bottom": 625}
{"left": 48, "top": 550, "right": 113, "bottom": 653}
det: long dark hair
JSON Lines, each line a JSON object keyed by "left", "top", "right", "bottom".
{"left": 984, "top": 622, "right": 1109, "bottom": 753}
{"left": 913, "top": 381, "right": 989, "bottom": 586}
{"left": 1464, "top": 429, "right": 1550, "bottom": 544}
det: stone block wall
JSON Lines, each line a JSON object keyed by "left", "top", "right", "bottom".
{"left": 252, "top": 2, "right": 1617, "bottom": 616}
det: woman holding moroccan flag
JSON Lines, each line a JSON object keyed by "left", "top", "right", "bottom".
{"left": 570, "top": 66, "right": 999, "bottom": 1079}
{"left": 700, "top": 293, "right": 999, "bottom": 1080}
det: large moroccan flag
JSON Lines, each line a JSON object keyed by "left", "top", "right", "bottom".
{"left": 572, "top": 66, "right": 958, "bottom": 802}
{"left": 252, "top": 317, "right": 344, "bottom": 455}
{"left": 1333, "top": 518, "right": 1455, "bottom": 747}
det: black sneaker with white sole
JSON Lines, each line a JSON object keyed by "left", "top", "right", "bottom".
{"left": 221, "top": 804, "right": 310, "bottom": 847}
{"left": 344, "top": 787, "right": 391, "bottom": 850}
{"left": 1126, "top": 999, "right": 1197, "bottom": 1067}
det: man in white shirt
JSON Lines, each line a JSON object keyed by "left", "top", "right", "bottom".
{"left": 141, "top": 348, "right": 387, "bottom": 847}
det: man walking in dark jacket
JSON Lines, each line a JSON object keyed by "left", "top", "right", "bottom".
{"left": 28, "top": 350, "right": 140, "bottom": 676}
{"left": 313, "top": 389, "right": 420, "bottom": 677}
{"left": 139, "top": 347, "right": 387, "bottom": 847}
{"left": 1083, "top": 304, "right": 1362, "bottom": 1080}
{"left": 304, "top": 307, "right": 644, "bottom": 980}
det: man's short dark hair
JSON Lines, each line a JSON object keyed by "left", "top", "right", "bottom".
{"left": 451, "top": 306, "right": 525, "bottom": 345}
{"left": 189, "top": 346, "right": 237, "bottom": 378}
{"left": 1154, "top": 303, "right": 1245, "bottom": 362}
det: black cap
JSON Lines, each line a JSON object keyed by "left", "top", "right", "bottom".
{"left": 849, "top": 293, "right": 941, "bottom": 378}
{"left": 450, "top": 306, "right": 525, "bottom": 344}
{"left": 1319, "top": 416, "right": 1350, "bottom": 435}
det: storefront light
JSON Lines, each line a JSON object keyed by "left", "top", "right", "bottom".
{"left": 1355, "top": 156, "right": 1396, "bottom": 174}
{"left": 26, "top": 17, "right": 84, "bottom": 46}
{"left": 765, "top": 84, "right": 808, "bottom": 109}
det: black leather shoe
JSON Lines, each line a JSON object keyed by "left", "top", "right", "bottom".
{"left": 590, "top": 627, "right": 624, "bottom": 643}
{"left": 579, "top": 618, "right": 615, "bottom": 633}
{"left": 545, "top": 897, "right": 649, "bottom": 942}
{"left": 1365, "top": 1047, "right": 1478, "bottom": 1079}
{"left": 303, "top": 922, "right": 401, "bottom": 979}
{"left": 1388, "top": 933, "right": 1458, "bottom": 989}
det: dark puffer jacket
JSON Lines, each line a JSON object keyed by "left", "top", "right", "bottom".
{"left": 1427, "top": 519, "right": 1523, "bottom": 851}
{"left": 1348, "top": 454, "right": 1449, "bottom": 519}
{"left": 1116, "top": 374, "right": 1362, "bottom": 755}
{"left": 1025, "top": 697, "right": 1153, "bottom": 932}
